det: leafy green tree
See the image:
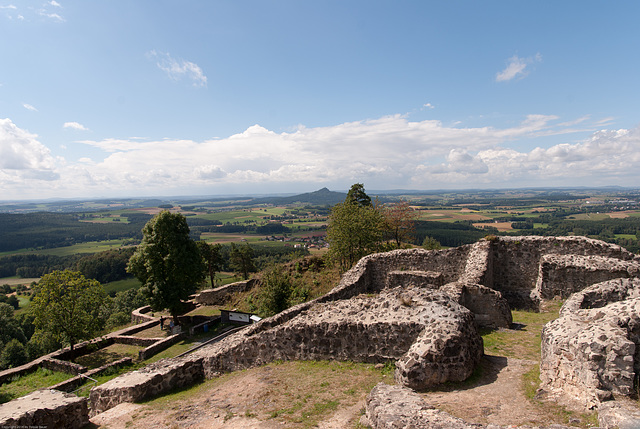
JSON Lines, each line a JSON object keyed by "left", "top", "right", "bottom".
{"left": 230, "top": 243, "right": 256, "bottom": 280}
{"left": 0, "top": 339, "right": 28, "bottom": 369}
{"left": 127, "top": 211, "right": 205, "bottom": 323}
{"left": 422, "top": 236, "right": 443, "bottom": 250}
{"left": 0, "top": 303, "right": 26, "bottom": 348}
{"left": 327, "top": 184, "right": 385, "bottom": 271}
{"left": 258, "top": 265, "right": 293, "bottom": 317}
{"left": 197, "top": 241, "right": 224, "bottom": 287}
{"left": 31, "top": 270, "right": 107, "bottom": 351}
{"left": 346, "top": 183, "right": 372, "bottom": 207}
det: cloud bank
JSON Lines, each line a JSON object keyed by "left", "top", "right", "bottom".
{"left": 0, "top": 114, "right": 638, "bottom": 199}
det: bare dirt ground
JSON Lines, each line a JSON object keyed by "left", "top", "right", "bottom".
{"left": 89, "top": 356, "right": 595, "bottom": 429}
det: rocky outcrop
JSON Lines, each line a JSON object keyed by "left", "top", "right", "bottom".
{"left": 0, "top": 389, "right": 89, "bottom": 429}
{"left": 540, "top": 278, "right": 640, "bottom": 409}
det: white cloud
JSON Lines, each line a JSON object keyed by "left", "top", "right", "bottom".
{"left": 63, "top": 121, "right": 89, "bottom": 131}
{"left": 2, "top": 113, "right": 638, "bottom": 199}
{"left": 22, "top": 103, "right": 38, "bottom": 112}
{"left": 147, "top": 50, "right": 207, "bottom": 87}
{"left": 0, "top": 118, "right": 58, "bottom": 174}
{"left": 423, "top": 103, "right": 435, "bottom": 109}
{"left": 50, "top": 1, "right": 62, "bottom": 7}
{"left": 496, "top": 53, "right": 542, "bottom": 82}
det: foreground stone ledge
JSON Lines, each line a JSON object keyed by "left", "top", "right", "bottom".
{"left": 0, "top": 389, "right": 88, "bottom": 429}
{"left": 362, "top": 383, "right": 579, "bottom": 429}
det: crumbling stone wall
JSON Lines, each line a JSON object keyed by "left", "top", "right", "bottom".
{"left": 195, "top": 278, "right": 257, "bottom": 305}
{"left": 89, "top": 356, "right": 204, "bottom": 416}
{"left": 540, "top": 278, "right": 640, "bottom": 409}
{"left": 535, "top": 254, "right": 640, "bottom": 300}
{"left": 491, "top": 236, "right": 636, "bottom": 309}
{"left": 0, "top": 389, "right": 89, "bottom": 429}
{"left": 90, "top": 287, "right": 483, "bottom": 413}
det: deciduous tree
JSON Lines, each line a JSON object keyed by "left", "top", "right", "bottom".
{"left": 230, "top": 243, "right": 256, "bottom": 280}
{"left": 127, "top": 211, "right": 205, "bottom": 323}
{"left": 197, "top": 241, "right": 224, "bottom": 287}
{"left": 327, "top": 184, "right": 384, "bottom": 271}
{"left": 382, "top": 200, "right": 419, "bottom": 247}
{"left": 31, "top": 270, "right": 106, "bottom": 351}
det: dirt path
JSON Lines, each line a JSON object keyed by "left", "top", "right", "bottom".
{"left": 425, "top": 355, "right": 556, "bottom": 427}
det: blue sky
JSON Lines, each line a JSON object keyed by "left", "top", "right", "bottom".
{"left": 1, "top": 1, "right": 639, "bottom": 200}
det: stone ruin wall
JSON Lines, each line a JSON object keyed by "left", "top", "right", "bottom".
{"left": 11, "top": 235, "right": 639, "bottom": 423}
{"left": 0, "top": 389, "right": 89, "bottom": 429}
{"left": 490, "top": 236, "right": 637, "bottom": 309}
{"left": 535, "top": 254, "right": 640, "bottom": 300}
{"left": 540, "top": 278, "right": 640, "bottom": 409}
{"left": 195, "top": 278, "right": 257, "bottom": 306}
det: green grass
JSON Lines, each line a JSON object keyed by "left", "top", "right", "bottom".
{"left": 1, "top": 239, "right": 130, "bottom": 257}
{"left": 0, "top": 368, "right": 73, "bottom": 404}
{"left": 139, "top": 359, "right": 390, "bottom": 428}
{"left": 481, "top": 300, "right": 563, "bottom": 360}
{"left": 103, "top": 277, "right": 141, "bottom": 295}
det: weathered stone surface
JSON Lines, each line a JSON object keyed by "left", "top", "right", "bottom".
{"left": 540, "top": 278, "right": 640, "bottom": 409}
{"left": 89, "top": 356, "right": 204, "bottom": 416}
{"left": 491, "top": 236, "right": 635, "bottom": 309}
{"left": 362, "top": 383, "right": 578, "bottom": 429}
{"left": 88, "top": 235, "right": 640, "bottom": 420}
{"left": 0, "top": 389, "right": 89, "bottom": 429}
{"left": 598, "top": 398, "right": 640, "bottom": 429}
{"left": 198, "top": 287, "right": 483, "bottom": 389}
{"left": 535, "top": 254, "right": 640, "bottom": 300}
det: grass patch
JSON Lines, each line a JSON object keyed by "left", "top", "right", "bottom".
{"left": 103, "top": 277, "right": 141, "bottom": 295}
{"left": 138, "top": 360, "right": 391, "bottom": 428}
{"left": 0, "top": 368, "right": 73, "bottom": 404}
{"left": 481, "top": 300, "right": 562, "bottom": 360}
{"left": 74, "top": 343, "right": 142, "bottom": 368}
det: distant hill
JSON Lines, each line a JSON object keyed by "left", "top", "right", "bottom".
{"left": 251, "top": 188, "right": 346, "bottom": 206}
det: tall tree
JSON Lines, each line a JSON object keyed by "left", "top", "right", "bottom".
{"left": 346, "top": 183, "right": 372, "bottom": 207}
{"left": 382, "top": 200, "right": 419, "bottom": 247}
{"left": 127, "top": 211, "right": 205, "bottom": 323}
{"left": 327, "top": 184, "right": 384, "bottom": 271}
{"left": 197, "top": 241, "right": 224, "bottom": 288}
{"left": 31, "top": 270, "right": 106, "bottom": 351}
{"left": 230, "top": 243, "right": 256, "bottom": 280}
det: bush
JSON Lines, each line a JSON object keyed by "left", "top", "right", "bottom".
{"left": 259, "top": 266, "right": 293, "bottom": 317}
{"left": 0, "top": 339, "right": 28, "bottom": 369}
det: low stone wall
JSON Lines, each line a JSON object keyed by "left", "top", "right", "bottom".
{"left": 49, "top": 357, "right": 133, "bottom": 394}
{"left": 41, "top": 357, "right": 87, "bottom": 375}
{"left": 195, "top": 278, "right": 258, "bottom": 305}
{"left": 131, "top": 305, "right": 155, "bottom": 323}
{"left": 443, "top": 282, "right": 512, "bottom": 329}
{"left": 0, "top": 389, "right": 89, "bottom": 429}
{"left": 89, "top": 356, "right": 204, "bottom": 416}
{"left": 112, "top": 335, "right": 160, "bottom": 347}
{"left": 540, "top": 278, "right": 640, "bottom": 409}
{"left": 138, "top": 332, "right": 185, "bottom": 361}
